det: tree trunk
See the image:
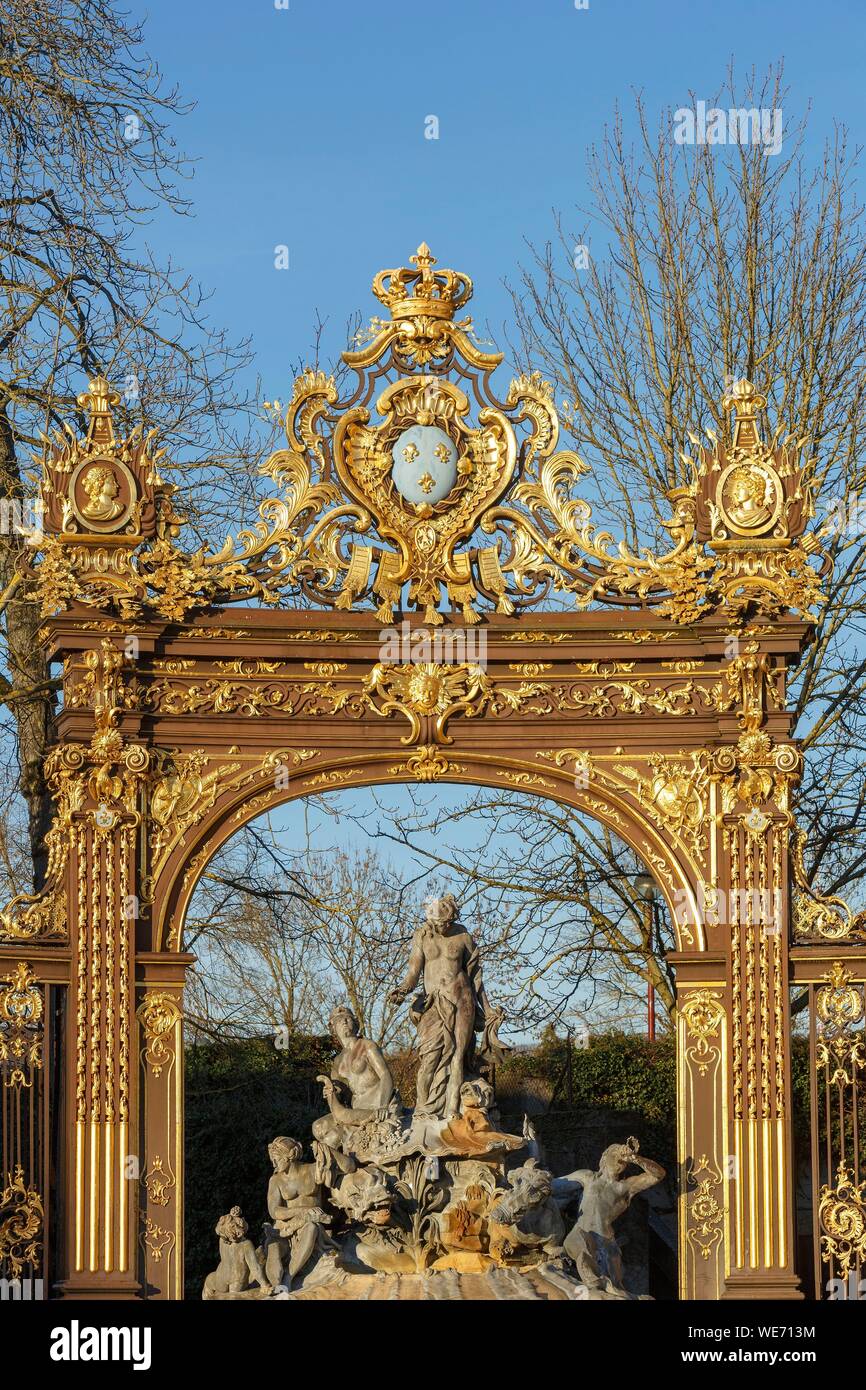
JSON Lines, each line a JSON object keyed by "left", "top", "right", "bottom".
{"left": 0, "top": 400, "right": 55, "bottom": 889}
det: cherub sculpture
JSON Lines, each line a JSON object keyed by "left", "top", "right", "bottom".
{"left": 202, "top": 1206, "right": 272, "bottom": 1299}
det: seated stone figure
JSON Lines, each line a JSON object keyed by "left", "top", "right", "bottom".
{"left": 553, "top": 1135, "right": 665, "bottom": 1294}
{"left": 202, "top": 1206, "right": 272, "bottom": 1299}
{"left": 313, "top": 1006, "right": 401, "bottom": 1157}
{"left": 263, "top": 1136, "right": 344, "bottom": 1290}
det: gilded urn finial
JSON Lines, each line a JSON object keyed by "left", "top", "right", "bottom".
{"left": 76, "top": 375, "right": 120, "bottom": 450}
{"left": 722, "top": 377, "right": 767, "bottom": 453}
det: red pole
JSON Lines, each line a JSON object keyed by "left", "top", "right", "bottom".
{"left": 643, "top": 896, "right": 656, "bottom": 1041}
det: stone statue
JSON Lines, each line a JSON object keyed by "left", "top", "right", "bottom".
{"left": 202, "top": 1206, "right": 272, "bottom": 1299}
{"left": 389, "top": 893, "right": 505, "bottom": 1119}
{"left": 312, "top": 1006, "right": 398, "bottom": 1154}
{"left": 263, "top": 1135, "right": 345, "bottom": 1289}
{"left": 205, "top": 884, "right": 667, "bottom": 1301}
{"left": 553, "top": 1136, "right": 665, "bottom": 1294}
{"left": 428, "top": 1078, "right": 525, "bottom": 1158}
{"left": 328, "top": 1166, "right": 414, "bottom": 1274}
{"left": 487, "top": 1159, "right": 565, "bottom": 1265}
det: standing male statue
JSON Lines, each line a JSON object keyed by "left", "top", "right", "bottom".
{"left": 389, "top": 893, "right": 505, "bottom": 1119}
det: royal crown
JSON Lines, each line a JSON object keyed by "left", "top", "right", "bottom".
{"left": 372, "top": 243, "right": 473, "bottom": 321}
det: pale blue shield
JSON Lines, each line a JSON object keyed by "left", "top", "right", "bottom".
{"left": 390, "top": 424, "right": 458, "bottom": 505}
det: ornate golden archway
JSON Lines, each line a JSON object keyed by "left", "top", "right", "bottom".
{"left": 1, "top": 244, "right": 862, "bottom": 1302}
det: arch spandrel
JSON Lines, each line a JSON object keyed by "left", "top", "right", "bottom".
{"left": 1, "top": 242, "right": 842, "bottom": 1303}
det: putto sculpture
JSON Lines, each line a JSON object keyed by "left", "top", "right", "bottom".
{"left": 203, "top": 893, "right": 666, "bottom": 1300}
{"left": 202, "top": 1207, "right": 271, "bottom": 1300}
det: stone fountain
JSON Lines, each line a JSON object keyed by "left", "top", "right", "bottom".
{"left": 202, "top": 894, "right": 664, "bottom": 1301}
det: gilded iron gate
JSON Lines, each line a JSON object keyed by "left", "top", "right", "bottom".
{"left": 0, "top": 963, "right": 64, "bottom": 1299}
{"left": 790, "top": 951, "right": 866, "bottom": 1299}
{"left": 0, "top": 244, "right": 865, "bottom": 1300}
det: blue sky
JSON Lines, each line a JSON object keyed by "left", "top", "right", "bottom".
{"left": 138, "top": 0, "right": 866, "bottom": 397}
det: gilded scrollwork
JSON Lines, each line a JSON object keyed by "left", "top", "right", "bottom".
{"left": 25, "top": 252, "right": 826, "bottom": 631}
{"left": 149, "top": 752, "right": 243, "bottom": 876}
{"left": 143, "top": 1155, "right": 175, "bottom": 1209}
{"left": 792, "top": 830, "right": 866, "bottom": 943}
{"left": 685, "top": 1154, "right": 726, "bottom": 1264}
{"left": 614, "top": 752, "right": 709, "bottom": 864}
{"left": 819, "top": 1162, "right": 866, "bottom": 1278}
{"left": 815, "top": 962, "right": 865, "bottom": 1087}
{"left": 680, "top": 991, "right": 725, "bottom": 1077}
{"left": 139, "top": 673, "right": 367, "bottom": 720}
{"left": 134, "top": 661, "right": 718, "bottom": 729}
{"left": 141, "top": 1215, "right": 174, "bottom": 1263}
{"left": 496, "top": 770, "right": 555, "bottom": 790}
{"left": 137, "top": 991, "right": 181, "bottom": 1078}
{"left": 388, "top": 745, "right": 467, "bottom": 782}
{"left": 0, "top": 1164, "right": 43, "bottom": 1279}
{"left": 363, "top": 661, "right": 492, "bottom": 744}
{"left": 0, "top": 963, "right": 43, "bottom": 1089}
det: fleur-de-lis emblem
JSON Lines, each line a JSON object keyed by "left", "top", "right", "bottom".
{"left": 402, "top": 442, "right": 420, "bottom": 464}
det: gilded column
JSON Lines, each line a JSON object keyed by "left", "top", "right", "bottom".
{"left": 54, "top": 646, "right": 151, "bottom": 1298}
{"left": 714, "top": 737, "right": 802, "bottom": 1299}
{"left": 135, "top": 955, "right": 193, "bottom": 1300}
{"left": 671, "top": 954, "right": 730, "bottom": 1299}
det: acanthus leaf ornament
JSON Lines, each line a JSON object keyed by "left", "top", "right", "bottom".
{"left": 0, "top": 1164, "right": 43, "bottom": 1279}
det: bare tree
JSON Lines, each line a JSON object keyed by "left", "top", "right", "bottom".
{"left": 341, "top": 788, "right": 674, "bottom": 1033}
{"left": 508, "top": 62, "right": 866, "bottom": 910}
{"left": 184, "top": 830, "right": 428, "bottom": 1050}
{"left": 0, "top": 0, "right": 265, "bottom": 886}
